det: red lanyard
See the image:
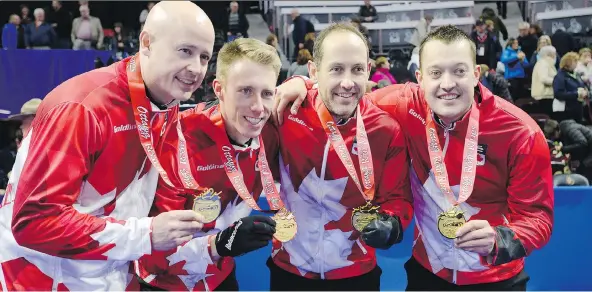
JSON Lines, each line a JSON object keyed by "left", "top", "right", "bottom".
{"left": 127, "top": 55, "right": 177, "bottom": 187}
{"left": 425, "top": 104, "right": 480, "bottom": 206}
{"left": 316, "top": 100, "right": 375, "bottom": 202}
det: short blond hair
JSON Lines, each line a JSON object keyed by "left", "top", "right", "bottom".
{"left": 560, "top": 52, "right": 579, "bottom": 70}
{"left": 537, "top": 35, "right": 552, "bottom": 52}
{"left": 313, "top": 22, "right": 368, "bottom": 65}
{"left": 216, "top": 38, "right": 282, "bottom": 83}
{"left": 579, "top": 47, "right": 591, "bottom": 57}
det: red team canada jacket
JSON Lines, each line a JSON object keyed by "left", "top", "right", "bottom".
{"left": 136, "top": 103, "right": 279, "bottom": 291}
{"left": 0, "top": 58, "right": 177, "bottom": 290}
{"left": 269, "top": 88, "right": 414, "bottom": 280}
{"left": 367, "top": 83, "right": 554, "bottom": 285}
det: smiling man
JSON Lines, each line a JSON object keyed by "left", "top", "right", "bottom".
{"left": 275, "top": 25, "right": 554, "bottom": 291}
{"left": 267, "top": 22, "right": 413, "bottom": 291}
{"left": 136, "top": 37, "right": 283, "bottom": 291}
{"left": 0, "top": 2, "right": 214, "bottom": 290}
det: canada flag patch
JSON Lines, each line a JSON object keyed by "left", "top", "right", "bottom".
{"left": 477, "top": 144, "right": 487, "bottom": 166}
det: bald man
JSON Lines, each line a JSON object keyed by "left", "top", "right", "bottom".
{"left": 0, "top": 2, "right": 216, "bottom": 290}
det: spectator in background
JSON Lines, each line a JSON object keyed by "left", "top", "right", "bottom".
{"left": 287, "top": 49, "right": 311, "bottom": 77}
{"left": 20, "top": 4, "right": 32, "bottom": 25}
{"left": 501, "top": 38, "right": 529, "bottom": 99}
{"left": 532, "top": 45, "right": 558, "bottom": 115}
{"left": 7, "top": 98, "right": 42, "bottom": 143}
{"left": 480, "top": 7, "right": 508, "bottom": 41}
{"left": 224, "top": 1, "right": 249, "bottom": 40}
{"left": 351, "top": 18, "right": 370, "bottom": 44}
{"left": 471, "top": 19, "right": 501, "bottom": 69}
{"left": 551, "top": 28, "right": 576, "bottom": 58}
{"left": 358, "top": 0, "right": 378, "bottom": 23}
{"left": 303, "top": 32, "right": 315, "bottom": 56}
{"left": 370, "top": 56, "right": 397, "bottom": 90}
{"left": 553, "top": 52, "right": 589, "bottom": 122}
{"left": 530, "top": 35, "right": 559, "bottom": 69}
{"left": 139, "top": 2, "right": 155, "bottom": 26}
{"left": 265, "top": 33, "right": 291, "bottom": 70}
{"left": 409, "top": 14, "right": 433, "bottom": 53}
{"left": 111, "top": 22, "right": 132, "bottom": 59}
{"left": 47, "top": 0, "right": 73, "bottom": 49}
{"left": 530, "top": 23, "right": 543, "bottom": 38}
{"left": 517, "top": 22, "right": 537, "bottom": 59}
{"left": 290, "top": 9, "right": 315, "bottom": 60}
{"left": 71, "top": 5, "right": 104, "bottom": 50}
{"left": 479, "top": 64, "right": 512, "bottom": 101}
{"left": 2, "top": 14, "right": 25, "bottom": 49}
{"left": 575, "top": 48, "right": 592, "bottom": 85}
{"left": 544, "top": 119, "right": 592, "bottom": 181}
{"left": 24, "top": 8, "right": 56, "bottom": 49}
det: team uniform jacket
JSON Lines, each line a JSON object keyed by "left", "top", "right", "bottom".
{"left": 270, "top": 88, "right": 414, "bottom": 280}
{"left": 0, "top": 57, "right": 178, "bottom": 291}
{"left": 367, "top": 82, "right": 554, "bottom": 285}
{"left": 136, "top": 104, "right": 279, "bottom": 291}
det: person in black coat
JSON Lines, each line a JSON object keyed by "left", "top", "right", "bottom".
{"left": 553, "top": 52, "right": 589, "bottom": 122}
{"left": 471, "top": 20, "right": 501, "bottom": 69}
{"left": 290, "top": 9, "right": 315, "bottom": 61}
{"left": 223, "top": 1, "right": 249, "bottom": 40}
{"left": 551, "top": 29, "right": 576, "bottom": 58}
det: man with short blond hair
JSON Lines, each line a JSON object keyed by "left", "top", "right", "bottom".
{"left": 137, "top": 37, "right": 283, "bottom": 291}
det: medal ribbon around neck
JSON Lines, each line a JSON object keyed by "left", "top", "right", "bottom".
{"left": 317, "top": 100, "right": 376, "bottom": 202}
{"left": 195, "top": 106, "right": 285, "bottom": 212}
{"left": 127, "top": 55, "right": 177, "bottom": 188}
{"left": 425, "top": 103, "right": 480, "bottom": 207}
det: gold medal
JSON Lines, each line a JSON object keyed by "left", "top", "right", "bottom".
{"left": 272, "top": 209, "right": 297, "bottom": 242}
{"left": 437, "top": 208, "right": 466, "bottom": 239}
{"left": 351, "top": 202, "right": 380, "bottom": 232}
{"left": 192, "top": 188, "right": 222, "bottom": 223}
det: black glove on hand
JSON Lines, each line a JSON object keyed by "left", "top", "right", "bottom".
{"left": 215, "top": 215, "right": 276, "bottom": 257}
{"left": 361, "top": 213, "right": 402, "bottom": 250}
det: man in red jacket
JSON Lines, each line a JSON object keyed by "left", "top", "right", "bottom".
{"left": 0, "top": 2, "right": 215, "bottom": 290}
{"left": 267, "top": 22, "right": 413, "bottom": 291}
{"left": 274, "top": 25, "right": 553, "bottom": 290}
{"left": 137, "top": 37, "right": 283, "bottom": 291}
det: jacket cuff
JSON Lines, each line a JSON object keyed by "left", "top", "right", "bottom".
{"left": 480, "top": 225, "right": 527, "bottom": 266}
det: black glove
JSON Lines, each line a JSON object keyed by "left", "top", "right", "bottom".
{"left": 361, "top": 213, "right": 402, "bottom": 250}
{"left": 215, "top": 215, "right": 276, "bottom": 257}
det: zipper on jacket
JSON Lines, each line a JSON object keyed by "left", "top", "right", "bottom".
{"left": 442, "top": 129, "right": 450, "bottom": 156}
{"left": 318, "top": 139, "right": 331, "bottom": 280}
{"left": 356, "top": 239, "right": 368, "bottom": 255}
{"left": 452, "top": 245, "right": 458, "bottom": 284}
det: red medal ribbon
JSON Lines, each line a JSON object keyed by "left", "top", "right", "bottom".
{"left": 127, "top": 55, "right": 177, "bottom": 188}
{"left": 425, "top": 103, "right": 480, "bottom": 206}
{"left": 199, "top": 106, "right": 284, "bottom": 211}
{"left": 317, "top": 100, "right": 376, "bottom": 202}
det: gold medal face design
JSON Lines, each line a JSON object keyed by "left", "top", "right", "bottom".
{"left": 272, "top": 209, "right": 297, "bottom": 243}
{"left": 437, "top": 208, "right": 466, "bottom": 239}
{"left": 351, "top": 202, "right": 380, "bottom": 232}
{"left": 192, "top": 188, "right": 222, "bottom": 223}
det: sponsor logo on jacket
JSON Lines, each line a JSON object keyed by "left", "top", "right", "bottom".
{"left": 113, "top": 124, "right": 137, "bottom": 133}
{"left": 288, "top": 115, "right": 313, "bottom": 131}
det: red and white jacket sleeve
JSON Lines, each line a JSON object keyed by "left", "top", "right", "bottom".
{"left": 11, "top": 102, "right": 153, "bottom": 260}
{"left": 375, "top": 121, "right": 414, "bottom": 234}
{"left": 486, "top": 131, "right": 554, "bottom": 266}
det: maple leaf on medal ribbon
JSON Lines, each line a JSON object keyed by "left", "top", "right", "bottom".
{"left": 279, "top": 160, "right": 355, "bottom": 275}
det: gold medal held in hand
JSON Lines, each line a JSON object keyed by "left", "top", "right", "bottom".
{"left": 437, "top": 208, "right": 466, "bottom": 239}
{"left": 272, "top": 208, "right": 297, "bottom": 242}
{"left": 192, "top": 188, "right": 222, "bottom": 223}
{"left": 351, "top": 202, "right": 380, "bottom": 232}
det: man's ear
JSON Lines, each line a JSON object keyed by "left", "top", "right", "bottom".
{"left": 213, "top": 79, "right": 224, "bottom": 101}
{"left": 473, "top": 64, "right": 482, "bottom": 87}
{"left": 307, "top": 60, "right": 318, "bottom": 83}
{"left": 139, "top": 31, "right": 151, "bottom": 57}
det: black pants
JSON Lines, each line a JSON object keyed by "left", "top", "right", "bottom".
{"left": 404, "top": 257, "right": 529, "bottom": 291}
{"left": 267, "top": 257, "right": 382, "bottom": 291}
{"left": 138, "top": 268, "right": 239, "bottom": 291}
{"left": 496, "top": 1, "right": 507, "bottom": 18}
